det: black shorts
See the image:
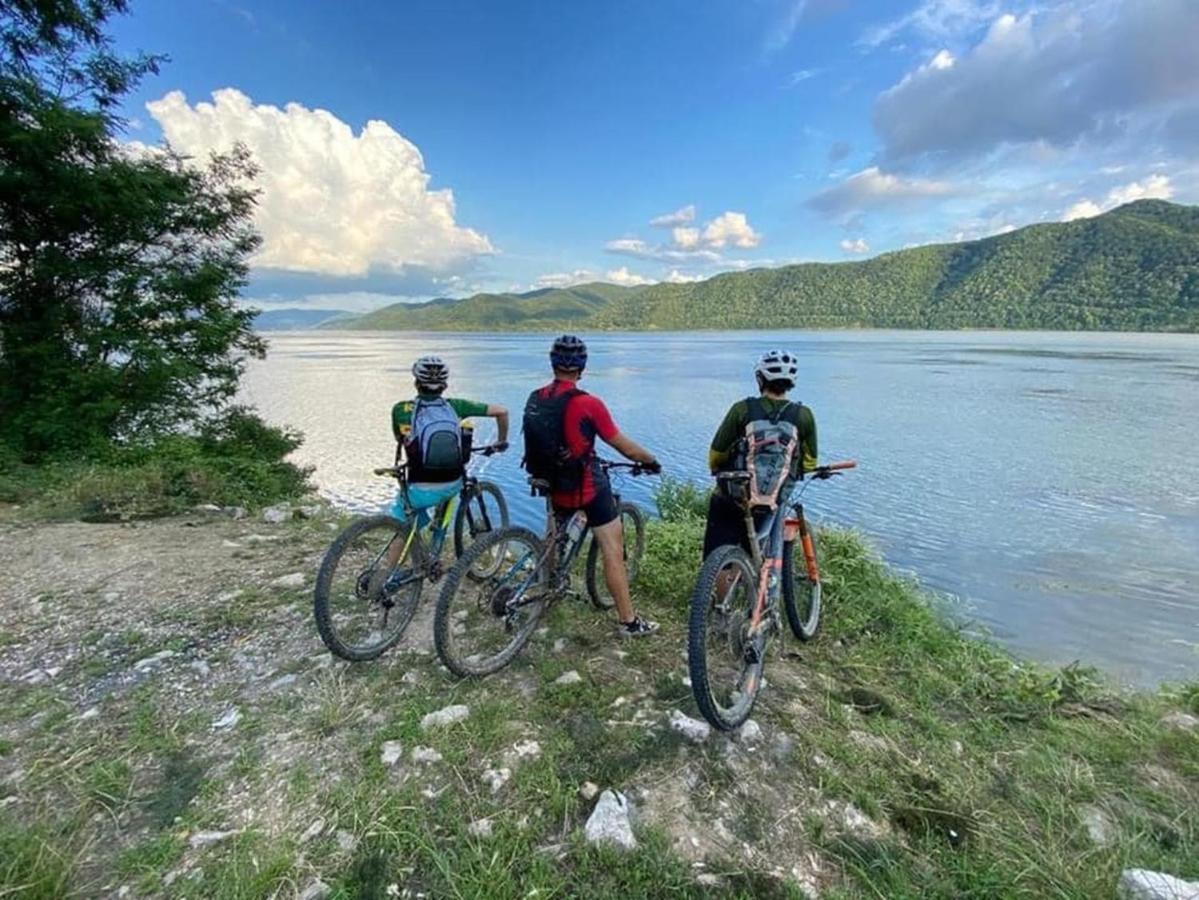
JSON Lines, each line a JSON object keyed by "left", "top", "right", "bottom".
{"left": 554, "top": 485, "right": 620, "bottom": 529}
{"left": 702, "top": 492, "right": 769, "bottom": 559}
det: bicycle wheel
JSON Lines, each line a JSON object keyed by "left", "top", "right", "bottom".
{"left": 585, "top": 502, "right": 646, "bottom": 610}
{"left": 313, "top": 515, "right": 424, "bottom": 661}
{"left": 782, "top": 518, "right": 822, "bottom": 641}
{"left": 452, "top": 480, "right": 510, "bottom": 580}
{"left": 688, "top": 544, "right": 766, "bottom": 731}
{"left": 434, "top": 526, "right": 549, "bottom": 677}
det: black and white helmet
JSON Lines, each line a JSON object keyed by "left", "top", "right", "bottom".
{"left": 754, "top": 349, "right": 798, "bottom": 388}
{"left": 412, "top": 355, "right": 449, "bottom": 389}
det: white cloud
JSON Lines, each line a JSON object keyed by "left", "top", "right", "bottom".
{"left": 839, "top": 238, "right": 870, "bottom": 254}
{"left": 671, "top": 227, "right": 700, "bottom": 249}
{"left": 873, "top": 1, "right": 1199, "bottom": 166}
{"left": 649, "top": 204, "right": 696, "bottom": 227}
{"left": 663, "top": 268, "right": 703, "bottom": 284}
{"left": 604, "top": 266, "right": 654, "bottom": 286}
{"left": 702, "top": 212, "right": 762, "bottom": 249}
{"left": 786, "top": 68, "right": 823, "bottom": 87}
{"left": 146, "top": 88, "right": 494, "bottom": 278}
{"left": 765, "top": 1, "right": 809, "bottom": 54}
{"left": 604, "top": 238, "right": 651, "bottom": 255}
{"left": 860, "top": 0, "right": 1005, "bottom": 48}
{"left": 1062, "top": 174, "right": 1173, "bottom": 220}
{"left": 534, "top": 267, "right": 654, "bottom": 289}
{"left": 808, "top": 166, "right": 955, "bottom": 218}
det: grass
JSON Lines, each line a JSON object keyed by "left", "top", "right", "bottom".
{"left": 0, "top": 503, "right": 1195, "bottom": 899}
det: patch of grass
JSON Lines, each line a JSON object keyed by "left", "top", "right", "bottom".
{"left": 0, "top": 815, "right": 73, "bottom": 900}
{"left": 148, "top": 750, "right": 208, "bottom": 827}
{"left": 172, "top": 830, "right": 296, "bottom": 900}
{"left": 116, "top": 831, "right": 185, "bottom": 893}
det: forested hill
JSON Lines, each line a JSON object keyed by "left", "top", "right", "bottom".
{"left": 345, "top": 200, "right": 1199, "bottom": 332}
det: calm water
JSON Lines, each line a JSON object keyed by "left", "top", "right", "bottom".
{"left": 242, "top": 330, "right": 1199, "bottom": 687}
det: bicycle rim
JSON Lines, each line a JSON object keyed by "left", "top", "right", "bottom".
{"left": 313, "top": 516, "right": 423, "bottom": 660}
{"left": 434, "top": 526, "right": 548, "bottom": 677}
{"left": 688, "top": 545, "right": 765, "bottom": 730}
{"left": 454, "top": 481, "right": 509, "bottom": 580}
{"left": 586, "top": 502, "right": 646, "bottom": 610}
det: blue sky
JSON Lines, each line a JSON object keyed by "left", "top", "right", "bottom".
{"left": 111, "top": 0, "right": 1199, "bottom": 310}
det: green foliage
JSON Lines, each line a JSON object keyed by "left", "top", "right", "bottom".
{"left": 0, "top": 0, "right": 264, "bottom": 458}
{"left": 351, "top": 201, "right": 1199, "bottom": 334}
{"left": 0, "top": 816, "right": 71, "bottom": 900}
{"left": 653, "top": 476, "right": 710, "bottom": 522}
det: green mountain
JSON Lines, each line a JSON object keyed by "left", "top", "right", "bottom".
{"left": 344, "top": 282, "right": 642, "bottom": 330}
{"left": 346, "top": 201, "right": 1199, "bottom": 333}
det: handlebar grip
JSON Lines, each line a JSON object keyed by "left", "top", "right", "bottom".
{"left": 826, "top": 460, "right": 857, "bottom": 471}
{"left": 373, "top": 468, "right": 392, "bottom": 476}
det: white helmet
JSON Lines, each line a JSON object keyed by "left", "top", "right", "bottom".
{"left": 412, "top": 355, "right": 449, "bottom": 389}
{"left": 754, "top": 349, "right": 798, "bottom": 388}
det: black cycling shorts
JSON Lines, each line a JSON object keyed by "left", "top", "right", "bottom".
{"left": 554, "top": 484, "right": 620, "bottom": 530}
{"left": 702, "top": 492, "right": 770, "bottom": 559}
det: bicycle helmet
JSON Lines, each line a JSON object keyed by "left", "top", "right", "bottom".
{"left": 754, "top": 349, "right": 798, "bottom": 388}
{"left": 550, "top": 334, "right": 588, "bottom": 371}
{"left": 412, "top": 354, "right": 449, "bottom": 389}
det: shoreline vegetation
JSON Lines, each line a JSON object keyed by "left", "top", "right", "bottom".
{"left": 1, "top": 487, "right": 1196, "bottom": 898}
{"left": 273, "top": 200, "right": 1199, "bottom": 335}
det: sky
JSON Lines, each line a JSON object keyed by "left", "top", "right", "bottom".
{"left": 109, "top": 0, "right": 1199, "bottom": 311}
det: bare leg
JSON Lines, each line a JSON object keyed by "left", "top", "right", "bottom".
{"left": 592, "top": 519, "right": 635, "bottom": 623}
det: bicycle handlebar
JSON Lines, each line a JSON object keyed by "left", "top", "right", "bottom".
{"left": 373, "top": 444, "right": 508, "bottom": 478}
{"left": 808, "top": 459, "right": 857, "bottom": 480}
{"left": 597, "top": 458, "right": 659, "bottom": 476}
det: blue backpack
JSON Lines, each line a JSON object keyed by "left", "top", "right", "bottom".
{"left": 406, "top": 398, "right": 465, "bottom": 482}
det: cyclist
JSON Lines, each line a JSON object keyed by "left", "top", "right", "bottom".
{"left": 703, "top": 349, "right": 817, "bottom": 558}
{"left": 391, "top": 355, "right": 509, "bottom": 524}
{"left": 523, "top": 335, "right": 662, "bottom": 637}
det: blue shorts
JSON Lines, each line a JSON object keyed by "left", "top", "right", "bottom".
{"left": 389, "top": 479, "right": 462, "bottom": 526}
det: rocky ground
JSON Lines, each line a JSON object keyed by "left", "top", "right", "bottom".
{"left": 1, "top": 507, "right": 1196, "bottom": 899}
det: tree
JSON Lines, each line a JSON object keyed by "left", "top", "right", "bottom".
{"left": 0, "top": 0, "right": 264, "bottom": 457}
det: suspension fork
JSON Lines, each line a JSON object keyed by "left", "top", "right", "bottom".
{"left": 795, "top": 506, "right": 820, "bottom": 583}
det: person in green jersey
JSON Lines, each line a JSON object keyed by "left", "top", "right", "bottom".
{"left": 389, "top": 355, "right": 509, "bottom": 522}
{"left": 703, "top": 349, "right": 817, "bottom": 557}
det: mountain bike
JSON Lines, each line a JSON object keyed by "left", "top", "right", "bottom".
{"left": 433, "top": 460, "right": 651, "bottom": 678}
{"left": 688, "top": 460, "right": 856, "bottom": 731}
{"left": 313, "top": 444, "right": 508, "bottom": 661}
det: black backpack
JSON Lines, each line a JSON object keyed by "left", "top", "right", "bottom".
{"left": 522, "top": 386, "right": 586, "bottom": 492}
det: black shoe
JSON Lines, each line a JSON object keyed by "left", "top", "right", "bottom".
{"left": 617, "top": 616, "right": 659, "bottom": 638}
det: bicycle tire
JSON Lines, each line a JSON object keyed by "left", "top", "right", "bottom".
{"left": 434, "top": 526, "right": 549, "bottom": 678}
{"left": 452, "top": 480, "right": 510, "bottom": 579}
{"left": 313, "top": 515, "right": 424, "bottom": 661}
{"left": 585, "top": 501, "right": 646, "bottom": 610}
{"left": 688, "top": 544, "right": 766, "bottom": 731}
{"left": 781, "top": 523, "right": 822, "bottom": 641}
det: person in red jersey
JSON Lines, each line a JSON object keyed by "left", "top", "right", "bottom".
{"left": 522, "top": 335, "right": 662, "bottom": 637}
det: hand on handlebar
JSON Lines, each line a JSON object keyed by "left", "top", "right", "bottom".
{"left": 482, "top": 441, "right": 509, "bottom": 456}
{"left": 641, "top": 459, "right": 662, "bottom": 475}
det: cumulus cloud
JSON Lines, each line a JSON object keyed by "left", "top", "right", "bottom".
{"left": 1062, "top": 174, "right": 1173, "bottom": 221}
{"left": 649, "top": 205, "right": 696, "bottom": 227}
{"left": 671, "top": 227, "right": 700, "bottom": 249}
{"left": 663, "top": 269, "right": 704, "bottom": 284}
{"left": 605, "top": 238, "right": 651, "bottom": 255}
{"left": 808, "top": 166, "right": 954, "bottom": 219}
{"left": 534, "top": 267, "right": 654, "bottom": 289}
{"left": 872, "top": 1, "right": 1199, "bottom": 166}
{"left": 839, "top": 238, "right": 870, "bottom": 254}
{"left": 145, "top": 88, "right": 495, "bottom": 277}
{"left": 702, "top": 212, "right": 762, "bottom": 249}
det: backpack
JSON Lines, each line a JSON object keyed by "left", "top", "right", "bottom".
{"left": 741, "top": 397, "right": 802, "bottom": 509}
{"left": 405, "top": 397, "right": 465, "bottom": 482}
{"left": 522, "top": 386, "right": 586, "bottom": 493}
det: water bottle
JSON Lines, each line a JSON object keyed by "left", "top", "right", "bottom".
{"left": 564, "top": 512, "right": 587, "bottom": 548}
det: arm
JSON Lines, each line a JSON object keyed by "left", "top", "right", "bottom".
{"left": 707, "top": 402, "right": 743, "bottom": 474}
{"left": 606, "top": 430, "right": 657, "bottom": 465}
{"left": 800, "top": 405, "right": 818, "bottom": 472}
{"left": 485, "top": 404, "right": 509, "bottom": 445}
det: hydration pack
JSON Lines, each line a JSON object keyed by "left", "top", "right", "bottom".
{"left": 405, "top": 397, "right": 465, "bottom": 482}
{"left": 522, "top": 386, "right": 586, "bottom": 493}
{"left": 741, "top": 397, "right": 802, "bottom": 509}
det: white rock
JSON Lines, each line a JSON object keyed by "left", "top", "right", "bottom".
{"left": 584, "top": 790, "right": 637, "bottom": 851}
{"left": 421, "top": 704, "right": 470, "bottom": 730}
{"left": 506, "top": 740, "right": 541, "bottom": 763}
{"left": 401, "top": 671, "right": 421, "bottom": 685}
{"left": 299, "top": 881, "right": 331, "bottom": 900}
{"left": 271, "top": 572, "right": 305, "bottom": 589}
{"left": 552, "top": 638, "right": 568, "bottom": 653}
{"left": 189, "top": 830, "right": 239, "bottom": 848}
{"left": 19, "top": 669, "right": 49, "bottom": 685}
{"left": 335, "top": 830, "right": 358, "bottom": 853}
{"left": 1118, "top": 869, "right": 1199, "bottom": 900}
{"left": 579, "top": 781, "right": 600, "bottom": 800}
{"left": 223, "top": 506, "right": 248, "bottom": 519}
{"left": 553, "top": 670, "right": 583, "bottom": 686}
{"left": 244, "top": 534, "right": 282, "bottom": 544}
{"left": 190, "top": 660, "right": 212, "bottom": 678}
{"left": 300, "top": 818, "right": 327, "bottom": 843}
{"left": 269, "top": 673, "right": 298, "bottom": 690}
{"left": 411, "top": 746, "right": 443, "bottom": 765}
{"left": 1161, "top": 711, "right": 1199, "bottom": 732}
{"left": 951, "top": 740, "right": 965, "bottom": 756}
{"left": 467, "top": 818, "right": 493, "bottom": 838}
{"left": 1079, "top": 805, "right": 1114, "bottom": 847}
{"left": 483, "top": 767, "right": 511, "bottom": 793}
{"left": 222, "top": 540, "right": 242, "bottom": 549}
{"left": 211, "top": 707, "right": 241, "bottom": 730}
{"left": 297, "top": 505, "right": 323, "bottom": 519}
{"left": 380, "top": 741, "right": 404, "bottom": 766}
{"left": 262, "top": 504, "right": 292, "bottom": 524}
{"left": 78, "top": 706, "right": 100, "bottom": 721}
{"left": 102, "top": 591, "right": 121, "bottom": 602}
{"left": 134, "top": 649, "right": 176, "bottom": 671}
{"left": 669, "top": 709, "right": 711, "bottom": 743}
{"left": 736, "top": 720, "right": 763, "bottom": 746}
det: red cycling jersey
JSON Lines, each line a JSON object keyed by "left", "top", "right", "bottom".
{"left": 534, "top": 379, "right": 619, "bottom": 508}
